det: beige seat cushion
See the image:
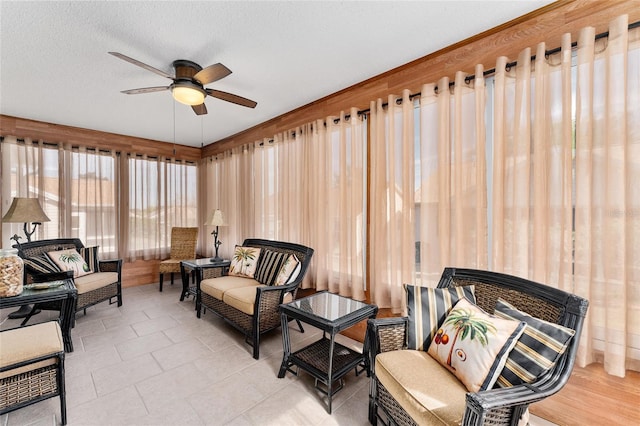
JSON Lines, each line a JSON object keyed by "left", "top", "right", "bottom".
{"left": 74, "top": 272, "right": 118, "bottom": 294}
{"left": 0, "top": 321, "right": 63, "bottom": 379}
{"left": 376, "top": 349, "right": 468, "bottom": 426}
{"left": 201, "top": 276, "right": 260, "bottom": 300}
{"left": 159, "top": 259, "right": 182, "bottom": 274}
{"left": 222, "top": 285, "right": 293, "bottom": 315}
{"left": 223, "top": 284, "right": 265, "bottom": 315}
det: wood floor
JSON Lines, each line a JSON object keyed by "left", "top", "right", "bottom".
{"left": 336, "top": 306, "right": 640, "bottom": 426}
{"left": 530, "top": 363, "right": 640, "bottom": 425}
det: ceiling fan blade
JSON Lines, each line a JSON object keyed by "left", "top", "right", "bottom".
{"left": 206, "top": 89, "right": 257, "bottom": 108}
{"left": 193, "top": 63, "right": 232, "bottom": 85}
{"left": 121, "top": 86, "right": 170, "bottom": 95}
{"left": 109, "top": 52, "right": 173, "bottom": 79}
{"left": 192, "top": 103, "right": 208, "bottom": 115}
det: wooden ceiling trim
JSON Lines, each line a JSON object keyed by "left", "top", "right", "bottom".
{"left": 0, "top": 114, "right": 201, "bottom": 162}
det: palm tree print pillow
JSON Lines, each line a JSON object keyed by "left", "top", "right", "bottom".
{"left": 427, "top": 298, "right": 526, "bottom": 392}
{"left": 229, "top": 246, "right": 262, "bottom": 278}
{"left": 46, "top": 248, "right": 92, "bottom": 278}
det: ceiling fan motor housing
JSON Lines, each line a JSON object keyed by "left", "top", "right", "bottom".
{"left": 173, "top": 60, "right": 203, "bottom": 81}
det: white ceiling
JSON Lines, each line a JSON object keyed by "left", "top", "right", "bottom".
{"left": 1, "top": 1, "right": 553, "bottom": 148}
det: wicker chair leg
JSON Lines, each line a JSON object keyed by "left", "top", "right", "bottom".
{"left": 252, "top": 332, "right": 260, "bottom": 359}
{"left": 58, "top": 355, "right": 67, "bottom": 425}
{"left": 159, "top": 273, "right": 164, "bottom": 292}
{"left": 170, "top": 273, "right": 174, "bottom": 285}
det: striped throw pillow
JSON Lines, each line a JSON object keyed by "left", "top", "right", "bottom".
{"left": 405, "top": 284, "right": 476, "bottom": 351}
{"left": 79, "top": 246, "right": 99, "bottom": 273}
{"left": 23, "top": 254, "right": 61, "bottom": 274}
{"left": 254, "top": 249, "right": 288, "bottom": 286}
{"left": 274, "top": 254, "right": 300, "bottom": 286}
{"left": 494, "top": 298, "right": 576, "bottom": 388}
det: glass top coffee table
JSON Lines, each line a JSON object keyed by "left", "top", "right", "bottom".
{"left": 278, "top": 291, "right": 378, "bottom": 414}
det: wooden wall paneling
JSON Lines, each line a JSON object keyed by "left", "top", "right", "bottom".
{"left": 202, "top": 0, "right": 640, "bottom": 157}
{"left": 121, "top": 259, "right": 161, "bottom": 288}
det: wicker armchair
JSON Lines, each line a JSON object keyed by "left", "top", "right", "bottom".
{"left": 367, "top": 268, "right": 589, "bottom": 426}
{"left": 15, "top": 238, "right": 122, "bottom": 323}
{"left": 159, "top": 227, "right": 198, "bottom": 292}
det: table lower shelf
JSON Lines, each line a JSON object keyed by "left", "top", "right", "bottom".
{"left": 287, "top": 337, "right": 364, "bottom": 386}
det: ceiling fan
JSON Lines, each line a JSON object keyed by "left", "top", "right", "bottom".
{"left": 109, "top": 52, "right": 257, "bottom": 115}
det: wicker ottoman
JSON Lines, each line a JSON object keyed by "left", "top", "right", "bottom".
{"left": 0, "top": 321, "right": 67, "bottom": 425}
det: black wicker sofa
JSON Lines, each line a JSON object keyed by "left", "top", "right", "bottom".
{"left": 14, "top": 238, "right": 122, "bottom": 323}
{"left": 196, "top": 238, "right": 314, "bottom": 359}
{"left": 367, "top": 267, "right": 589, "bottom": 426}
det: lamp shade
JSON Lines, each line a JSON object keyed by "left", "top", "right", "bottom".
{"left": 2, "top": 197, "right": 50, "bottom": 223}
{"left": 171, "top": 82, "right": 206, "bottom": 106}
{"left": 204, "top": 209, "right": 227, "bottom": 227}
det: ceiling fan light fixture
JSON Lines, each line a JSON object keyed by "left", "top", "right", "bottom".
{"left": 171, "top": 82, "right": 206, "bottom": 106}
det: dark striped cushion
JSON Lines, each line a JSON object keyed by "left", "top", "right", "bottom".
{"left": 79, "top": 246, "right": 99, "bottom": 273}
{"left": 494, "top": 298, "right": 576, "bottom": 388}
{"left": 254, "top": 249, "right": 288, "bottom": 286}
{"left": 405, "top": 284, "right": 476, "bottom": 351}
{"left": 23, "top": 254, "right": 61, "bottom": 274}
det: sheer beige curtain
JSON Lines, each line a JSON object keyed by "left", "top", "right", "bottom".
{"left": 369, "top": 90, "right": 415, "bottom": 312}
{"left": 1, "top": 137, "right": 118, "bottom": 257}
{"left": 198, "top": 146, "right": 254, "bottom": 259}
{"left": 418, "top": 69, "right": 488, "bottom": 287}
{"left": 252, "top": 131, "right": 305, "bottom": 243}
{"left": 574, "top": 16, "right": 640, "bottom": 376}
{"left": 127, "top": 154, "right": 197, "bottom": 261}
{"left": 62, "top": 145, "right": 119, "bottom": 257}
{"left": 302, "top": 110, "right": 366, "bottom": 298}
{"left": 491, "top": 38, "right": 573, "bottom": 286}
{"left": 1, "top": 137, "right": 55, "bottom": 245}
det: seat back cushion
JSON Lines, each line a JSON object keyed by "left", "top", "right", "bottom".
{"left": 427, "top": 298, "right": 526, "bottom": 392}
{"left": 46, "top": 248, "right": 91, "bottom": 278}
{"left": 405, "top": 284, "right": 476, "bottom": 351}
{"left": 274, "top": 254, "right": 300, "bottom": 286}
{"left": 229, "top": 246, "right": 262, "bottom": 278}
{"left": 22, "top": 254, "right": 61, "bottom": 275}
{"left": 254, "top": 249, "right": 288, "bottom": 286}
{"left": 494, "top": 298, "right": 576, "bottom": 387}
{"left": 79, "top": 246, "right": 99, "bottom": 273}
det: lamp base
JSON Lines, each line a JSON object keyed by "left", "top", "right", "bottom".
{"left": 7, "top": 305, "right": 40, "bottom": 319}
{"left": 210, "top": 257, "right": 223, "bottom": 263}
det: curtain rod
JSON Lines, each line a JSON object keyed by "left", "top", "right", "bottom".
{"left": 1, "top": 136, "right": 195, "bottom": 164}
{"left": 356, "top": 19, "right": 640, "bottom": 116}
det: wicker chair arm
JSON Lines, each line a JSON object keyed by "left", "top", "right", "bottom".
{"left": 366, "top": 316, "right": 408, "bottom": 376}
{"left": 98, "top": 259, "right": 122, "bottom": 274}
{"left": 367, "top": 317, "right": 408, "bottom": 353}
{"left": 463, "top": 375, "right": 564, "bottom": 426}
{"left": 31, "top": 270, "right": 74, "bottom": 283}
{"left": 255, "top": 282, "right": 298, "bottom": 306}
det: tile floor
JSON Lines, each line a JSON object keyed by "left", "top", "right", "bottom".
{"left": 1, "top": 283, "right": 557, "bottom": 426}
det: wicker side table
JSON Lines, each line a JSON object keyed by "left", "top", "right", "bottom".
{"left": 278, "top": 291, "right": 378, "bottom": 414}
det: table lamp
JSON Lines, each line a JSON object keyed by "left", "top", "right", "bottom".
{"left": 204, "top": 209, "right": 228, "bottom": 262}
{"left": 2, "top": 197, "right": 51, "bottom": 244}
{"left": 2, "top": 197, "right": 50, "bottom": 319}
